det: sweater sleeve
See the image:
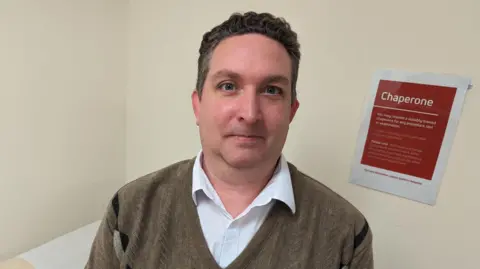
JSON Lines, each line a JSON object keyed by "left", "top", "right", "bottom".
{"left": 84, "top": 194, "right": 121, "bottom": 269}
{"left": 348, "top": 219, "right": 374, "bottom": 269}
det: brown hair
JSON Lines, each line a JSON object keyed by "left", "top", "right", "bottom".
{"left": 195, "top": 11, "right": 301, "bottom": 103}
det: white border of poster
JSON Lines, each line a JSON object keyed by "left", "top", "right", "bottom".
{"left": 349, "top": 69, "right": 472, "bottom": 205}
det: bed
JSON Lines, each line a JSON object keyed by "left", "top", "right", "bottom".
{"left": 0, "top": 220, "right": 100, "bottom": 269}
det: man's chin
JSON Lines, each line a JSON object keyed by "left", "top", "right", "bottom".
{"left": 221, "top": 152, "right": 265, "bottom": 169}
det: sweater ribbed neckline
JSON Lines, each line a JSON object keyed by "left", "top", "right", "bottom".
{"left": 180, "top": 159, "right": 292, "bottom": 269}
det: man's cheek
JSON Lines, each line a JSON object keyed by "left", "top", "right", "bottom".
{"left": 268, "top": 114, "right": 288, "bottom": 129}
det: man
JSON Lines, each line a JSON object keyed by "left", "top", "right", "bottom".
{"left": 85, "top": 11, "right": 373, "bottom": 269}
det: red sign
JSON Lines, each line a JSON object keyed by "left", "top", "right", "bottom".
{"left": 360, "top": 80, "right": 457, "bottom": 180}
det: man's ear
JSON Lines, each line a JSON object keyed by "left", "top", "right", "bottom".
{"left": 192, "top": 90, "right": 200, "bottom": 125}
{"left": 289, "top": 99, "right": 300, "bottom": 122}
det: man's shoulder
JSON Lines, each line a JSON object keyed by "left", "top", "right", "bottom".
{"left": 115, "top": 157, "right": 195, "bottom": 203}
{"left": 288, "top": 162, "right": 369, "bottom": 226}
{"left": 288, "top": 163, "right": 373, "bottom": 265}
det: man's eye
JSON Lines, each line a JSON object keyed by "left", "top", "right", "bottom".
{"left": 264, "top": 86, "right": 281, "bottom": 95}
{"left": 218, "top": 83, "right": 236, "bottom": 91}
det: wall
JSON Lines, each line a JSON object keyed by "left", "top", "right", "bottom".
{"left": 0, "top": 0, "right": 127, "bottom": 259}
{"left": 126, "top": 0, "right": 479, "bottom": 268}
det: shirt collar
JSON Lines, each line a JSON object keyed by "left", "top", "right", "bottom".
{"left": 191, "top": 151, "right": 296, "bottom": 214}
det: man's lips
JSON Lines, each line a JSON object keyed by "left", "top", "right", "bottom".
{"left": 226, "top": 134, "right": 265, "bottom": 141}
{"left": 227, "top": 134, "right": 264, "bottom": 138}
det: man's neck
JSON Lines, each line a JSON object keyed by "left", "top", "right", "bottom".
{"left": 201, "top": 153, "right": 278, "bottom": 218}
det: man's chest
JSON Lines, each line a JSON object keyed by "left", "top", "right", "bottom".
{"left": 196, "top": 195, "right": 274, "bottom": 268}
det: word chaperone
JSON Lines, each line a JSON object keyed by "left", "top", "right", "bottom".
{"left": 381, "top": 92, "right": 434, "bottom": 107}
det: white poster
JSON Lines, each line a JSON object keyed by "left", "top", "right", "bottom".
{"left": 349, "top": 69, "right": 472, "bottom": 205}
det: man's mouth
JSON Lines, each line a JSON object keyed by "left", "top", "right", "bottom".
{"left": 228, "top": 134, "right": 264, "bottom": 143}
{"left": 229, "top": 134, "right": 263, "bottom": 138}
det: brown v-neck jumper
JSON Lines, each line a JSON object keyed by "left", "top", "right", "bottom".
{"left": 85, "top": 158, "right": 373, "bottom": 269}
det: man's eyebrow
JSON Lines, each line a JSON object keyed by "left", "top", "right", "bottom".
{"left": 211, "top": 69, "right": 241, "bottom": 81}
{"left": 211, "top": 69, "right": 290, "bottom": 85}
{"left": 263, "top": 74, "right": 290, "bottom": 85}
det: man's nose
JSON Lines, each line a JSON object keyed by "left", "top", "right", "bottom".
{"left": 237, "top": 89, "right": 261, "bottom": 124}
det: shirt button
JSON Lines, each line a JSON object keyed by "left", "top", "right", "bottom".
{"left": 225, "top": 228, "right": 238, "bottom": 241}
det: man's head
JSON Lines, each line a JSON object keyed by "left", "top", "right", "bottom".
{"left": 192, "top": 11, "right": 301, "bottom": 169}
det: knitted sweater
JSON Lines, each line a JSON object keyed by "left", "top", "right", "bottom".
{"left": 85, "top": 158, "right": 374, "bottom": 269}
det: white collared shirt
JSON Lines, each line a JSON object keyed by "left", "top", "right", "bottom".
{"left": 192, "top": 151, "right": 296, "bottom": 268}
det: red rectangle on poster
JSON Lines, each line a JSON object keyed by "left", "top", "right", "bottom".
{"left": 360, "top": 80, "right": 457, "bottom": 180}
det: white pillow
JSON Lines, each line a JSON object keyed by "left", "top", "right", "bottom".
{"left": 16, "top": 221, "right": 100, "bottom": 269}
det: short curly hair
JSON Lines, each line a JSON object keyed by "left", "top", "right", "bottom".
{"left": 195, "top": 11, "right": 301, "bottom": 103}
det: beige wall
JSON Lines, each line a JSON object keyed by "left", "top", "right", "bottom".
{"left": 126, "top": 1, "right": 479, "bottom": 269}
{"left": 0, "top": 0, "right": 127, "bottom": 259}
{"left": 1, "top": 0, "right": 478, "bottom": 266}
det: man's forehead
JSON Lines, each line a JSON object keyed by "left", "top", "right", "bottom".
{"left": 209, "top": 35, "right": 291, "bottom": 73}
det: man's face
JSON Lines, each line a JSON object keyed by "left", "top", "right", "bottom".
{"left": 192, "top": 33, "right": 299, "bottom": 169}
